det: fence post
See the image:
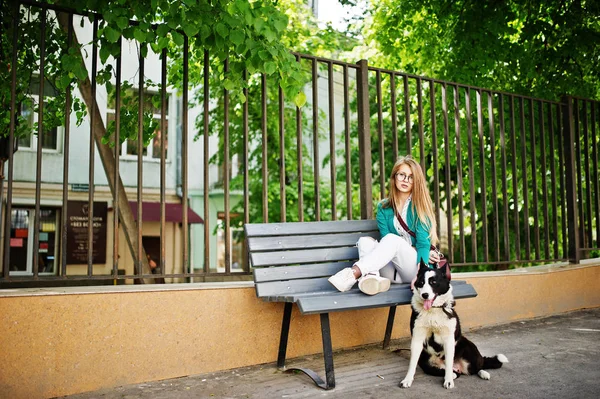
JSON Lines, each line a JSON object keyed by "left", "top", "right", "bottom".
{"left": 356, "top": 59, "right": 373, "bottom": 220}
{"left": 561, "top": 95, "right": 580, "bottom": 263}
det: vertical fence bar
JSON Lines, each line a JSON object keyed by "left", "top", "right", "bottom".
{"left": 159, "top": 47, "right": 167, "bottom": 276}
{"left": 296, "top": 56, "right": 304, "bottom": 222}
{"left": 519, "top": 97, "right": 531, "bottom": 259}
{"left": 356, "top": 59, "right": 372, "bottom": 219}
{"left": 376, "top": 71, "right": 385, "bottom": 198}
{"left": 498, "top": 94, "right": 510, "bottom": 261}
{"left": 466, "top": 88, "right": 477, "bottom": 262}
{"left": 539, "top": 101, "right": 550, "bottom": 259}
{"left": 33, "top": 9, "right": 48, "bottom": 278}
{"left": 557, "top": 103, "right": 568, "bottom": 258}
{"left": 223, "top": 57, "right": 230, "bottom": 274}
{"left": 279, "top": 85, "right": 286, "bottom": 222}
{"left": 262, "top": 73, "right": 269, "bottom": 222}
{"left": 453, "top": 85, "right": 465, "bottom": 263}
{"left": 61, "top": 13, "right": 73, "bottom": 277}
{"left": 403, "top": 75, "right": 411, "bottom": 154}
{"left": 327, "top": 62, "right": 336, "bottom": 220}
{"left": 591, "top": 102, "right": 600, "bottom": 249}
{"left": 487, "top": 92, "right": 499, "bottom": 261}
{"left": 343, "top": 64, "right": 351, "bottom": 220}
{"left": 441, "top": 83, "right": 452, "bottom": 258}
{"left": 430, "top": 81, "right": 441, "bottom": 240}
{"left": 136, "top": 46, "right": 144, "bottom": 279}
{"left": 243, "top": 68, "right": 249, "bottom": 270}
{"left": 509, "top": 96, "right": 521, "bottom": 260}
{"left": 182, "top": 37, "right": 189, "bottom": 275}
{"left": 573, "top": 99, "right": 584, "bottom": 251}
{"left": 417, "top": 78, "right": 425, "bottom": 171}
{"left": 390, "top": 74, "right": 398, "bottom": 160}
{"left": 528, "top": 99, "right": 540, "bottom": 259}
{"left": 582, "top": 100, "right": 593, "bottom": 250}
{"left": 113, "top": 36, "right": 122, "bottom": 278}
{"left": 476, "top": 90, "right": 488, "bottom": 261}
{"left": 87, "top": 14, "right": 98, "bottom": 276}
{"left": 548, "top": 103, "right": 559, "bottom": 259}
{"left": 311, "top": 60, "right": 320, "bottom": 221}
{"left": 203, "top": 50, "right": 210, "bottom": 273}
{"left": 561, "top": 95, "right": 580, "bottom": 263}
{"left": 3, "top": 0, "right": 19, "bottom": 278}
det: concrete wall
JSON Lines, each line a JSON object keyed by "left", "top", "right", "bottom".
{"left": 1, "top": 262, "right": 599, "bottom": 399}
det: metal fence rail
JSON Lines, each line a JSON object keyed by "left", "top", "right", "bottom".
{"left": 0, "top": 1, "right": 598, "bottom": 286}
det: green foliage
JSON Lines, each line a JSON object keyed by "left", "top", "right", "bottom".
{"left": 1, "top": 0, "right": 311, "bottom": 144}
{"left": 0, "top": 4, "right": 87, "bottom": 145}
{"left": 363, "top": 0, "right": 600, "bottom": 101}
{"left": 198, "top": 0, "right": 360, "bottom": 227}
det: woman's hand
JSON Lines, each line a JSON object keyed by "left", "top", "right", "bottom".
{"left": 429, "top": 249, "right": 441, "bottom": 264}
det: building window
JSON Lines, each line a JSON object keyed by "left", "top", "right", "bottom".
{"left": 8, "top": 207, "right": 59, "bottom": 275}
{"left": 18, "top": 97, "right": 63, "bottom": 152}
{"left": 106, "top": 89, "right": 169, "bottom": 160}
{"left": 216, "top": 212, "right": 245, "bottom": 272}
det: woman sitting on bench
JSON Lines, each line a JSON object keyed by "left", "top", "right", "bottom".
{"left": 329, "top": 155, "right": 440, "bottom": 295}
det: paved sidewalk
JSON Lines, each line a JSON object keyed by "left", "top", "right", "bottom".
{"left": 61, "top": 308, "right": 600, "bottom": 399}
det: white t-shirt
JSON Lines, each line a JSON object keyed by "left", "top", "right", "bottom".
{"left": 393, "top": 195, "right": 413, "bottom": 245}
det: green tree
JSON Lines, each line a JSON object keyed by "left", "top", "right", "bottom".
{"left": 0, "top": 0, "right": 311, "bottom": 277}
{"left": 362, "top": 0, "right": 600, "bottom": 100}
{"left": 352, "top": 0, "right": 600, "bottom": 267}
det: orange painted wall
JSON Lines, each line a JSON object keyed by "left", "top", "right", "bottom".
{"left": 0, "top": 263, "right": 599, "bottom": 399}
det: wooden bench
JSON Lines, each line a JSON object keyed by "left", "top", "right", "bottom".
{"left": 245, "top": 219, "right": 477, "bottom": 390}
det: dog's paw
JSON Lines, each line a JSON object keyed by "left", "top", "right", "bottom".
{"left": 453, "top": 372, "right": 458, "bottom": 380}
{"left": 443, "top": 379, "right": 455, "bottom": 389}
{"left": 399, "top": 378, "right": 413, "bottom": 388}
{"left": 478, "top": 370, "right": 490, "bottom": 380}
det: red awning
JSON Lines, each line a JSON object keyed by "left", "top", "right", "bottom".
{"left": 128, "top": 202, "right": 204, "bottom": 224}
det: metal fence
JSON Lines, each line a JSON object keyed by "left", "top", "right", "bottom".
{"left": 0, "top": 1, "right": 598, "bottom": 286}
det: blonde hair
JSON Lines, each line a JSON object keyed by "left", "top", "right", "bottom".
{"left": 384, "top": 155, "right": 438, "bottom": 245}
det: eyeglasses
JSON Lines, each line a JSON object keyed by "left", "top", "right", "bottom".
{"left": 395, "top": 172, "right": 414, "bottom": 183}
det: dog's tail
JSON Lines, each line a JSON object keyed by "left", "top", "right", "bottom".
{"left": 483, "top": 354, "right": 509, "bottom": 369}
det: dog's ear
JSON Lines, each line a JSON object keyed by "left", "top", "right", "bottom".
{"left": 439, "top": 261, "right": 451, "bottom": 281}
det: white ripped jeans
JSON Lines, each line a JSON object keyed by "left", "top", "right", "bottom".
{"left": 354, "top": 235, "right": 418, "bottom": 284}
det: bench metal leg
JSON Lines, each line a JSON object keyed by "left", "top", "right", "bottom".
{"left": 277, "top": 302, "right": 293, "bottom": 369}
{"left": 321, "top": 312, "right": 336, "bottom": 389}
{"left": 286, "top": 312, "right": 335, "bottom": 390}
{"left": 383, "top": 305, "right": 397, "bottom": 349}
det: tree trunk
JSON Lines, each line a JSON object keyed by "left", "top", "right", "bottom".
{"left": 56, "top": 12, "right": 153, "bottom": 283}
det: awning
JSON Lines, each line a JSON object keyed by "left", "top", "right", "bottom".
{"left": 128, "top": 202, "right": 204, "bottom": 224}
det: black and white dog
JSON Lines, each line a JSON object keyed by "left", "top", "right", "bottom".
{"left": 400, "top": 261, "right": 508, "bottom": 389}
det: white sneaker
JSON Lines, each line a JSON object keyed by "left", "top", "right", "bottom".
{"left": 328, "top": 268, "right": 357, "bottom": 292}
{"left": 358, "top": 274, "right": 391, "bottom": 296}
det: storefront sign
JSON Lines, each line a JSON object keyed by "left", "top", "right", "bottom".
{"left": 66, "top": 201, "right": 107, "bottom": 264}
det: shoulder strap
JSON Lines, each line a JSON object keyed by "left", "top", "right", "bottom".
{"left": 397, "top": 213, "right": 416, "bottom": 238}
{"left": 397, "top": 213, "right": 438, "bottom": 252}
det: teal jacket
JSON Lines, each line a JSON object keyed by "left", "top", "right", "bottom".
{"left": 376, "top": 200, "right": 432, "bottom": 265}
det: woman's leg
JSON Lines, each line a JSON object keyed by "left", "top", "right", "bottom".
{"left": 388, "top": 240, "right": 418, "bottom": 283}
{"left": 357, "top": 234, "right": 417, "bottom": 283}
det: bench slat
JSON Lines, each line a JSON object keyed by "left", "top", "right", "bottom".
{"left": 256, "top": 278, "right": 469, "bottom": 303}
{"left": 296, "top": 282, "right": 478, "bottom": 315}
{"left": 273, "top": 283, "right": 412, "bottom": 303}
{"left": 250, "top": 246, "right": 359, "bottom": 267}
{"left": 248, "top": 231, "right": 379, "bottom": 252}
{"left": 253, "top": 261, "right": 354, "bottom": 283}
{"left": 245, "top": 220, "right": 378, "bottom": 237}
{"left": 255, "top": 277, "right": 335, "bottom": 299}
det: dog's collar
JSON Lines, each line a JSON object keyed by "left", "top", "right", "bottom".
{"left": 431, "top": 300, "right": 453, "bottom": 309}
